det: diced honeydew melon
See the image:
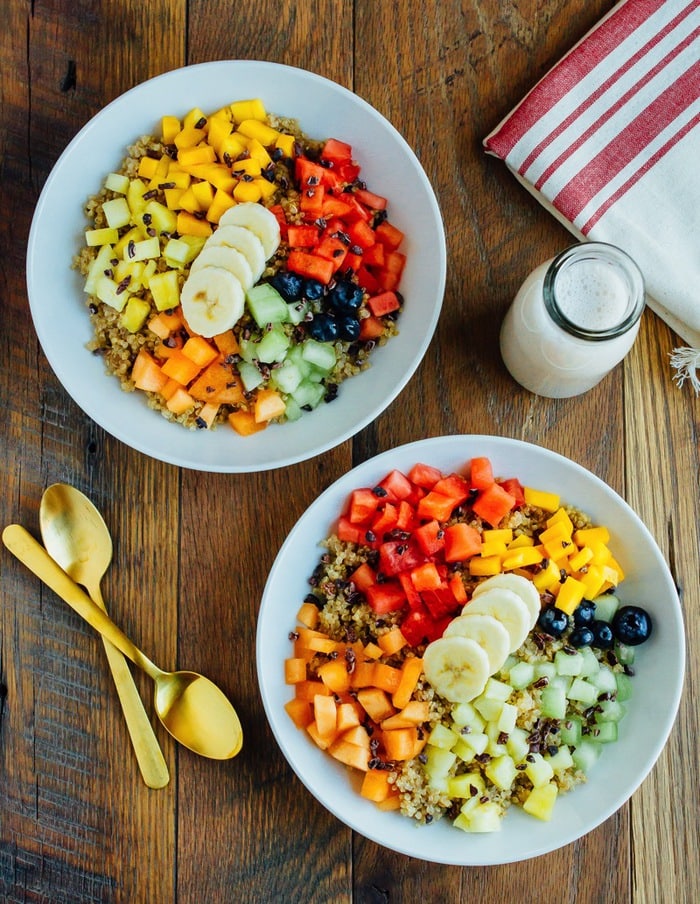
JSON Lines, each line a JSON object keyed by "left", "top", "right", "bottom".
{"left": 591, "top": 720, "right": 618, "bottom": 743}
{"left": 559, "top": 716, "right": 583, "bottom": 746}
{"left": 592, "top": 593, "right": 620, "bottom": 622}
{"left": 238, "top": 361, "right": 265, "bottom": 392}
{"left": 286, "top": 300, "right": 311, "bottom": 325}
{"left": 572, "top": 739, "right": 602, "bottom": 773}
{"left": 270, "top": 360, "right": 303, "bottom": 395}
{"left": 615, "top": 643, "right": 635, "bottom": 666}
{"left": 104, "top": 172, "right": 130, "bottom": 193}
{"left": 595, "top": 699, "right": 626, "bottom": 723}
{"left": 540, "top": 684, "right": 568, "bottom": 720}
{"left": 301, "top": 338, "right": 336, "bottom": 372}
{"left": 252, "top": 326, "right": 290, "bottom": 364}
{"left": 615, "top": 671, "right": 633, "bottom": 701}
{"left": 587, "top": 665, "right": 618, "bottom": 695}
{"left": 554, "top": 649, "right": 584, "bottom": 677}
{"left": 291, "top": 379, "right": 325, "bottom": 410}
{"left": 566, "top": 677, "right": 598, "bottom": 706}
{"left": 534, "top": 661, "right": 557, "bottom": 681}
{"left": 506, "top": 660, "right": 536, "bottom": 689}
{"left": 281, "top": 396, "right": 303, "bottom": 422}
{"left": 578, "top": 646, "right": 601, "bottom": 677}
{"left": 246, "top": 283, "right": 289, "bottom": 327}
{"left": 525, "top": 752, "right": 555, "bottom": 788}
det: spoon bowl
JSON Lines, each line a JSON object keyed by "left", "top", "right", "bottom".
{"left": 39, "top": 484, "right": 170, "bottom": 787}
{"left": 2, "top": 523, "right": 243, "bottom": 760}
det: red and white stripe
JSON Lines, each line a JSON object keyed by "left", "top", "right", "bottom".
{"left": 484, "top": 0, "right": 700, "bottom": 236}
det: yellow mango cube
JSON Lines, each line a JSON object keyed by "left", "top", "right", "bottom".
{"left": 236, "top": 118, "right": 280, "bottom": 146}
{"left": 174, "top": 126, "right": 206, "bottom": 150}
{"left": 501, "top": 547, "right": 544, "bottom": 571}
{"left": 206, "top": 189, "right": 236, "bottom": 224}
{"left": 230, "top": 98, "right": 267, "bottom": 122}
{"left": 161, "top": 115, "right": 181, "bottom": 143}
{"left": 469, "top": 555, "right": 502, "bottom": 577}
{"left": 524, "top": 487, "right": 560, "bottom": 512}
{"left": 183, "top": 107, "right": 208, "bottom": 130}
{"left": 176, "top": 211, "right": 212, "bottom": 238}
{"left": 178, "top": 144, "right": 217, "bottom": 167}
{"left": 482, "top": 529, "right": 513, "bottom": 544}
{"left": 573, "top": 526, "right": 610, "bottom": 547}
{"left": 191, "top": 180, "right": 215, "bottom": 211}
{"left": 233, "top": 180, "right": 262, "bottom": 203}
{"left": 275, "top": 132, "right": 296, "bottom": 157}
{"left": 555, "top": 576, "right": 586, "bottom": 615}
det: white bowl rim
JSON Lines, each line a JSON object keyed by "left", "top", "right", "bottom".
{"left": 26, "top": 60, "right": 446, "bottom": 472}
{"left": 256, "top": 434, "right": 685, "bottom": 865}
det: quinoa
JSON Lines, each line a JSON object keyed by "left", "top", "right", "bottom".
{"left": 76, "top": 109, "right": 402, "bottom": 432}
{"left": 292, "top": 481, "right": 633, "bottom": 831}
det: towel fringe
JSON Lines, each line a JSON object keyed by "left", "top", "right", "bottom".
{"left": 669, "top": 347, "right": 700, "bottom": 394}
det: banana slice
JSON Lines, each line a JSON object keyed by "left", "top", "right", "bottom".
{"left": 423, "top": 636, "right": 490, "bottom": 703}
{"left": 180, "top": 266, "right": 245, "bottom": 337}
{"left": 218, "top": 202, "right": 281, "bottom": 259}
{"left": 462, "top": 588, "right": 531, "bottom": 653}
{"left": 206, "top": 224, "right": 267, "bottom": 282}
{"left": 189, "top": 244, "right": 255, "bottom": 291}
{"left": 443, "top": 613, "right": 510, "bottom": 673}
{"left": 472, "top": 573, "right": 541, "bottom": 630}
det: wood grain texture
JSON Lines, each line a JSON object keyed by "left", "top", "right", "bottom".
{"left": 1, "top": 0, "right": 698, "bottom": 901}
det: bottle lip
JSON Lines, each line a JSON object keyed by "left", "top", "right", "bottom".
{"left": 543, "top": 242, "right": 646, "bottom": 342}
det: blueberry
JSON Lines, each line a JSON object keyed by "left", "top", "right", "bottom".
{"left": 303, "top": 278, "right": 324, "bottom": 301}
{"left": 573, "top": 599, "right": 596, "bottom": 626}
{"left": 589, "top": 619, "right": 614, "bottom": 649}
{"left": 336, "top": 314, "right": 361, "bottom": 341}
{"left": 612, "top": 605, "right": 653, "bottom": 645}
{"left": 537, "top": 605, "right": 568, "bottom": 638}
{"left": 328, "top": 279, "right": 363, "bottom": 313}
{"left": 569, "top": 626, "right": 595, "bottom": 648}
{"left": 307, "top": 313, "right": 339, "bottom": 342}
{"left": 270, "top": 271, "right": 304, "bottom": 302}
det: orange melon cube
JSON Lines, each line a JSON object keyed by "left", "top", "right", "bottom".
{"left": 327, "top": 737, "right": 370, "bottom": 772}
{"left": 284, "top": 698, "right": 313, "bottom": 730}
{"left": 313, "top": 694, "right": 338, "bottom": 739}
{"left": 356, "top": 688, "right": 395, "bottom": 723}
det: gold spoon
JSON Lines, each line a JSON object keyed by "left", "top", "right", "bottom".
{"left": 39, "top": 484, "right": 169, "bottom": 789}
{"left": 3, "top": 524, "right": 243, "bottom": 760}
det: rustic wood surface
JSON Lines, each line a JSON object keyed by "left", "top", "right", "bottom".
{"left": 1, "top": 1, "right": 698, "bottom": 901}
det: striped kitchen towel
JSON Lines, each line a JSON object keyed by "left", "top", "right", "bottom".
{"left": 484, "top": 0, "right": 700, "bottom": 391}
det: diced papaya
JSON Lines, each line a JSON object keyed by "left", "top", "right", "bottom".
{"left": 381, "top": 726, "right": 418, "bottom": 761}
{"left": 284, "top": 657, "right": 308, "bottom": 684}
{"left": 391, "top": 656, "right": 424, "bottom": 710}
{"left": 131, "top": 348, "right": 168, "bottom": 393}
{"left": 284, "top": 698, "right": 313, "bottom": 730}
{"left": 327, "top": 737, "right": 370, "bottom": 771}
{"left": 356, "top": 687, "right": 395, "bottom": 723}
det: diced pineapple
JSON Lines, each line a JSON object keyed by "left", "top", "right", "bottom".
{"left": 422, "top": 745, "right": 458, "bottom": 791}
{"left": 94, "top": 274, "right": 129, "bottom": 312}
{"left": 457, "top": 800, "right": 503, "bottom": 833}
{"left": 120, "top": 297, "right": 151, "bottom": 333}
{"left": 505, "top": 726, "right": 530, "bottom": 764}
{"left": 447, "top": 771, "right": 485, "bottom": 799}
{"left": 144, "top": 200, "right": 177, "bottom": 235}
{"left": 126, "top": 178, "right": 149, "bottom": 217}
{"left": 101, "top": 197, "right": 131, "bottom": 229}
{"left": 85, "top": 226, "right": 119, "bottom": 247}
{"left": 104, "top": 172, "right": 130, "bottom": 194}
{"left": 525, "top": 752, "right": 555, "bottom": 788}
{"left": 427, "top": 723, "right": 459, "bottom": 751}
{"left": 127, "top": 236, "right": 160, "bottom": 262}
{"left": 522, "top": 781, "right": 558, "bottom": 821}
{"left": 148, "top": 270, "right": 181, "bottom": 312}
{"left": 484, "top": 754, "right": 517, "bottom": 791}
{"left": 83, "top": 244, "right": 115, "bottom": 295}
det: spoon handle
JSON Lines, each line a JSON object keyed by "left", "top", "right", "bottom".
{"left": 86, "top": 581, "right": 170, "bottom": 789}
{"left": 2, "top": 526, "right": 173, "bottom": 787}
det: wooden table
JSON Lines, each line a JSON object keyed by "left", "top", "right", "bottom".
{"left": 2, "top": 1, "right": 698, "bottom": 901}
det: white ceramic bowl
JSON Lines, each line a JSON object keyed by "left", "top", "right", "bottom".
{"left": 256, "top": 435, "right": 684, "bottom": 865}
{"left": 26, "top": 61, "right": 445, "bottom": 472}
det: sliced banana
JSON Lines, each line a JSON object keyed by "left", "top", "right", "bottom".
{"left": 462, "top": 588, "right": 531, "bottom": 653}
{"left": 180, "top": 266, "right": 245, "bottom": 337}
{"left": 206, "top": 224, "right": 267, "bottom": 283}
{"left": 189, "top": 244, "right": 255, "bottom": 290}
{"left": 443, "top": 613, "right": 511, "bottom": 674}
{"left": 472, "top": 573, "right": 541, "bottom": 630}
{"left": 423, "top": 636, "right": 490, "bottom": 703}
{"left": 218, "top": 202, "right": 281, "bottom": 259}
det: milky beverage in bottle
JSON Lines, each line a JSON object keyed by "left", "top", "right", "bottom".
{"left": 499, "top": 243, "right": 645, "bottom": 398}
